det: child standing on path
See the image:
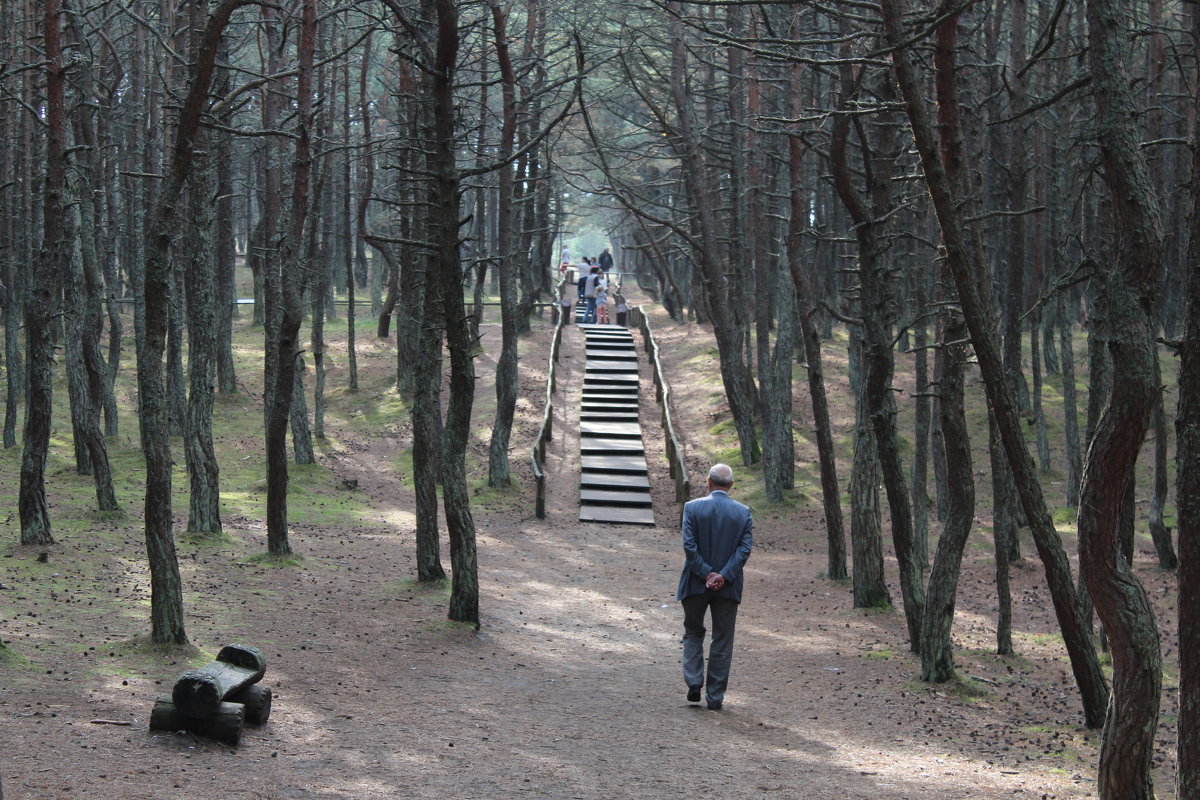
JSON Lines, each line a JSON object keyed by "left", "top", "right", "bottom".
{"left": 595, "top": 273, "right": 610, "bottom": 324}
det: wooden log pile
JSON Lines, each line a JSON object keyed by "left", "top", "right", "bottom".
{"left": 149, "top": 644, "right": 273, "bottom": 746}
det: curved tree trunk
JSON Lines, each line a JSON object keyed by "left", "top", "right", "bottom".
{"left": 1176, "top": 9, "right": 1200, "bottom": 784}
{"left": 1078, "top": 0, "right": 1166, "bottom": 794}
{"left": 831, "top": 77, "right": 924, "bottom": 649}
{"left": 880, "top": 0, "right": 1107, "bottom": 728}
{"left": 920, "top": 315, "right": 974, "bottom": 682}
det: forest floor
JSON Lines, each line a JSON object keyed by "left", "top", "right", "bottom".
{"left": 0, "top": 291, "right": 1185, "bottom": 799}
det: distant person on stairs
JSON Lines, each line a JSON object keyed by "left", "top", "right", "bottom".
{"left": 599, "top": 246, "right": 614, "bottom": 275}
{"left": 582, "top": 266, "right": 602, "bottom": 324}
{"left": 676, "top": 463, "right": 753, "bottom": 711}
{"left": 595, "top": 273, "right": 610, "bottom": 324}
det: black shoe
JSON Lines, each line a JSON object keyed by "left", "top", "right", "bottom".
{"left": 687, "top": 686, "right": 701, "bottom": 703}
{"left": 706, "top": 699, "right": 722, "bottom": 710}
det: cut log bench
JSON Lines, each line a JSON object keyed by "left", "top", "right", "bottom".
{"left": 149, "top": 644, "right": 273, "bottom": 746}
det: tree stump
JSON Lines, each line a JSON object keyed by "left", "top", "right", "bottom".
{"left": 172, "top": 644, "right": 266, "bottom": 719}
{"left": 149, "top": 696, "right": 245, "bottom": 747}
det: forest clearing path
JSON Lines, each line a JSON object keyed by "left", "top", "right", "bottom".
{"left": 282, "top": 319, "right": 1098, "bottom": 800}
{"left": 1, "top": 313, "right": 1106, "bottom": 799}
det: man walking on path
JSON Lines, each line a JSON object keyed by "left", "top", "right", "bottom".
{"left": 676, "top": 464, "right": 753, "bottom": 710}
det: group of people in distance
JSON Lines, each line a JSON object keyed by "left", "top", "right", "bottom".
{"left": 560, "top": 246, "right": 624, "bottom": 326}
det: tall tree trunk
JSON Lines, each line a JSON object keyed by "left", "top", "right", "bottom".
{"left": 20, "top": 0, "right": 67, "bottom": 546}
{"left": 139, "top": 0, "right": 251, "bottom": 643}
{"left": 264, "top": 0, "right": 316, "bottom": 557}
{"left": 785, "top": 11, "right": 844, "bottom": 576}
{"left": 487, "top": 0, "right": 519, "bottom": 488}
{"left": 343, "top": 54, "right": 359, "bottom": 393}
{"left": 429, "top": 0, "right": 479, "bottom": 626}
{"left": 1147, "top": 349, "right": 1177, "bottom": 568}
{"left": 1059, "top": 298, "right": 1083, "bottom": 507}
{"left": 879, "top": 0, "right": 1108, "bottom": 728}
{"left": 63, "top": 100, "right": 118, "bottom": 511}
{"left": 290, "top": 354, "right": 315, "bottom": 464}
{"left": 667, "top": 2, "right": 759, "bottom": 466}
{"left": 214, "top": 44, "right": 237, "bottom": 396}
{"left": 184, "top": 125, "right": 222, "bottom": 535}
{"left": 911, "top": 296, "right": 930, "bottom": 567}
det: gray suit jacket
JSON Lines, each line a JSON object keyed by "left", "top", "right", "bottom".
{"left": 676, "top": 490, "right": 753, "bottom": 602}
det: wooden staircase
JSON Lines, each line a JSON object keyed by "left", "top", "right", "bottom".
{"left": 577, "top": 324, "right": 655, "bottom": 526}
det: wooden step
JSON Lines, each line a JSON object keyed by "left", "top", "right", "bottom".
{"left": 585, "top": 360, "right": 640, "bottom": 373}
{"left": 582, "top": 386, "right": 639, "bottom": 396}
{"left": 581, "top": 471, "right": 650, "bottom": 489}
{"left": 585, "top": 349, "right": 637, "bottom": 360}
{"left": 580, "top": 488, "right": 653, "bottom": 506}
{"left": 581, "top": 408, "right": 640, "bottom": 419}
{"left": 581, "top": 421, "right": 643, "bottom": 439}
{"left": 582, "top": 390, "right": 640, "bottom": 400}
{"left": 580, "top": 437, "right": 644, "bottom": 455}
{"left": 584, "top": 373, "right": 639, "bottom": 385}
{"left": 581, "top": 415, "right": 640, "bottom": 426}
{"left": 582, "top": 398, "right": 640, "bottom": 409}
{"left": 579, "top": 505, "right": 656, "bottom": 526}
{"left": 581, "top": 454, "right": 648, "bottom": 474}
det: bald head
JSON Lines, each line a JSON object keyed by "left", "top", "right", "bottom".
{"left": 707, "top": 463, "right": 734, "bottom": 490}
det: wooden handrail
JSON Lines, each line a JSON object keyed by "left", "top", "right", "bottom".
{"left": 632, "top": 306, "right": 691, "bottom": 505}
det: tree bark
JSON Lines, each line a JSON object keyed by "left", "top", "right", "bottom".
{"left": 849, "top": 331, "right": 889, "bottom": 609}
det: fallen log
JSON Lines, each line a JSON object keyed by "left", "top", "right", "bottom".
{"left": 149, "top": 697, "right": 245, "bottom": 747}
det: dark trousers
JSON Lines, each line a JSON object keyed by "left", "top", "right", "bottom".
{"left": 681, "top": 593, "right": 739, "bottom": 703}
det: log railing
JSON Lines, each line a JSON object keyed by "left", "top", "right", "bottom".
{"left": 531, "top": 280, "right": 567, "bottom": 518}
{"left": 629, "top": 306, "right": 691, "bottom": 504}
